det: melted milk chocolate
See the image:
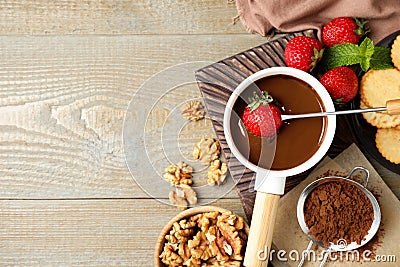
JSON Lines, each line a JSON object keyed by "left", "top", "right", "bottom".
{"left": 232, "top": 75, "right": 327, "bottom": 170}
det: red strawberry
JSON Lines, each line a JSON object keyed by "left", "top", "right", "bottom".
{"left": 284, "top": 36, "right": 324, "bottom": 72}
{"left": 241, "top": 92, "right": 282, "bottom": 137}
{"left": 322, "top": 17, "right": 367, "bottom": 47}
{"left": 319, "top": 66, "right": 358, "bottom": 103}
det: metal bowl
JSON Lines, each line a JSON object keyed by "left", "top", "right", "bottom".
{"left": 296, "top": 167, "right": 381, "bottom": 266}
{"left": 297, "top": 166, "right": 381, "bottom": 251}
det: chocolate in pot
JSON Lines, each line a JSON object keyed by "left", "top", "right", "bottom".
{"left": 232, "top": 75, "right": 326, "bottom": 170}
{"left": 304, "top": 180, "right": 374, "bottom": 247}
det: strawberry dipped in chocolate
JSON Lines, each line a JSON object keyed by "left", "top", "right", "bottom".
{"left": 241, "top": 91, "right": 282, "bottom": 137}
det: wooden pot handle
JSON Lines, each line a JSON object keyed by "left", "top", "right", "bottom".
{"left": 386, "top": 99, "right": 400, "bottom": 115}
{"left": 244, "top": 191, "right": 280, "bottom": 267}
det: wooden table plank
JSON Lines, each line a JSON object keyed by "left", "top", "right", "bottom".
{"left": 0, "top": 1, "right": 298, "bottom": 267}
{"left": 0, "top": 198, "right": 245, "bottom": 266}
{"left": 0, "top": 34, "right": 265, "bottom": 199}
{"left": 0, "top": 0, "right": 245, "bottom": 35}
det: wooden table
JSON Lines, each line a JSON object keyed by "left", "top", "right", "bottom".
{"left": 1, "top": 1, "right": 399, "bottom": 266}
{"left": 0, "top": 1, "right": 267, "bottom": 266}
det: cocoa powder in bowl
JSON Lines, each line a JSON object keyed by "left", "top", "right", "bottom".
{"left": 304, "top": 179, "right": 374, "bottom": 247}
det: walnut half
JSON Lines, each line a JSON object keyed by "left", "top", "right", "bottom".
{"left": 169, "top": 187, "right": 198, "bottom": 210}
{"left": 207, "top": 160, "right": 228, "bottom": 186}
{"left": 169, "top": 190, "right": 188, "bottom": 210}
{"left": 193, "top": 138, "right": 221, "bottom": 165}
{"left": 182, "top": 187, "right": 198, "bottom": 205}
{"left": 181, "top": 100, "right": 205, "bottom": 121}
{"left": 163, "top": 161, "right": 194, "bottom": 187}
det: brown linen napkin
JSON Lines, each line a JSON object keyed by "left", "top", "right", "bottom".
{"left": 235, "top": 0, "right": 400, "bottom": 42}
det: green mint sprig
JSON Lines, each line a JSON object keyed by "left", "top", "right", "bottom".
{"left": 323, "top": 37, "right": 393, "bottom": 71}
{"left": 370, "top": 46, "right": 394, "bottom": 70}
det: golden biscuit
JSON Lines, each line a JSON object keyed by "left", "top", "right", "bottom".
{"left": 391, "top": 35, "right": 400, "bottom": 70}
{"left": 376, "top": 128, "right": 400, "bottom": 164}
{"left": 360, "top": 100, "right": 400, "bottom": 128}
{"left": 360, "top": 68, "right": 400, "bottom": 108}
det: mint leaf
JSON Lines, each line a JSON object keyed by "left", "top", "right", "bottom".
{"left": 359, "top": 37, "right": 375, "bottom": 71}
{"left": 370, "top": 46, "right": 394, "bottom": 70}
{"left": 322, "top": 36, "right": 394, "bottom": 72}
{"left": 323, "top": 43, "right": 360, "bottom": 69}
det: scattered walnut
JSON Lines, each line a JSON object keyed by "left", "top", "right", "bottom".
{"left": 169, "top": 190, "right": 188, "bottom": 210}
{"left": 164, "top": 161, "right": 194, "bottom": 187}
{"left": 160, "top": 211, "right": 247, "bottom": 267}
{"left": 178, "top": 161, "right": 194, "bottom": 173}
{"left": 182, "top": 187, "right": 198, "bottom": 205}
{"left": 193, "top": 138, "right": 221, "bottom": 165}
{"left": 169, "top": 187, "right": 198, "bottom": 210}
{"left": 207, "top": 160, "right": 228, "bottom": 186}
{"left": 164, "top": 162, "right": 198, "bottom": 210}
{"left": 181, "top": 100, "right": 205, "bottom": 121}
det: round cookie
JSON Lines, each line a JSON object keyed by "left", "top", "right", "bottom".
{"left": 360, "top": 100, "right": 400, "bottom": 128}
{"left": 376, "top": 128, "right": 400, "bottom": 164}
{"left": 360, "top": 68, "right": 400, "bottom": 108}
{"left": 391, "top": 34, "right": 400, "bottom": 70}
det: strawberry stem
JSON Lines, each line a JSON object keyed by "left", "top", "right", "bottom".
{"left": 310, "top": 48, "right": 324, "bottom": 72}
{"left": 247, "top": 91, "right": 274, "bottom": 112}
{"left": 354, "top": 18, "right": 370, "bottom": 36}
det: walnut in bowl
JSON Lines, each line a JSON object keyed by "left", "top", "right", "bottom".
{"left": 154, "top": 206, "right": 249, "bottom": 267}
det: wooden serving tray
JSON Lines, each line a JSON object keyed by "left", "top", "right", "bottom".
{"left": 195, "top": 30, "right": 352, "bottom": 220}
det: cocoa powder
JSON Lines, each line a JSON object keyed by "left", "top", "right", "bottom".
{"left": 304, "top": 180, "right": 374, "bottom": 247}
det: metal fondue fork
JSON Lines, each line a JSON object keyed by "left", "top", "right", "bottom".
{"left": 281, "top": 99, "right": 400, "bottom": 121}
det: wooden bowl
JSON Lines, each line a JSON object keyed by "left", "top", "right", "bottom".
{"left": 154, "top": 206, "right": 249, "bottom": 267}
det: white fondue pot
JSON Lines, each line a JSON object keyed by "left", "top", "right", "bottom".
{"left": 223, "top": 67, "right": 336, "bottom": 267}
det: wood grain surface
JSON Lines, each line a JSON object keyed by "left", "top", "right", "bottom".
{"left": 0, "top": 0, "right": 244, "bottom": 35}
{"left": 0, "top": 35, "right": 265, "bottom": 199}
{"left": 0, "top": 1, "right": 267, "bottom": 266}
{"left": 0, "top": 198, "right": 245, "bottom": 266}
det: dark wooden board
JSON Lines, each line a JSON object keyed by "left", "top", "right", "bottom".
{"left": 195, "top": 30, "right": 353, "bottom": 220}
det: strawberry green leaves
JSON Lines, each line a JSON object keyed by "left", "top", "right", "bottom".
{"left": 354, "top": 18, "right": 370, "bottom": 36}
{"left": 323, "top": 37, "right": 393, "bottom": 71}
